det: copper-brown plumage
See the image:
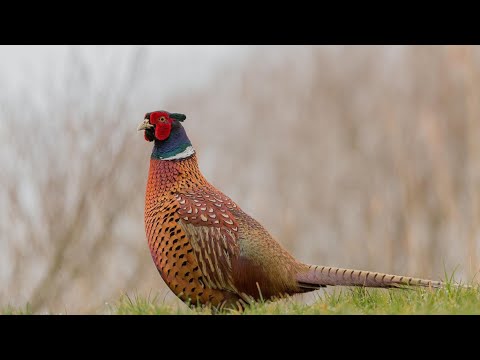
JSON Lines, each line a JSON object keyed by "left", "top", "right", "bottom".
{"left": 139, "top": 110, "right": 445, "bottom": 311}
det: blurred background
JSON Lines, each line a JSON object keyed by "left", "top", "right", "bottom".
{"left": 1, "top": 45, "right": 479, "bottom": 313}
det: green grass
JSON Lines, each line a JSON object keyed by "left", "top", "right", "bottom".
{"left": 1, "top": 304, "right": 33, "bottom": 315}
{"left": 4, "top": 281, "right": 480, "bottom": 315}
{"left": 110, "top": 282, "right": 480, "bottom": 315}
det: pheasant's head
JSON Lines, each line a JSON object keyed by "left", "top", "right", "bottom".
{"left": 138, "top": 110, "right": 193, "bottom": 160}
{"left": 137, "top": 111, "right": 187, "bottom": 142}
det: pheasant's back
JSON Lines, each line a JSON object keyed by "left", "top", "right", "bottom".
{"left": 144, "top": 155, "right": 243, "bottom": 308}
{"left": 144, "top": 154, "right": 305, "bottom": 308}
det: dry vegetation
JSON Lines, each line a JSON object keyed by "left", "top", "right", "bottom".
{"left": 1, "top": 45, "right": 479, "bottom": 314}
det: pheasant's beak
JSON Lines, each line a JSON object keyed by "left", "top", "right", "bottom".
{"left": 137, "top": 119, "right": 154, "bottom": 131}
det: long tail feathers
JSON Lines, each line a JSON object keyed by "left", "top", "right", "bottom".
{"left": 297, "top": 265, "right": 445, "bottom": 290}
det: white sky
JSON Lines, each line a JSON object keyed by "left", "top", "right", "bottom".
{"left": 0, "top": 45, "right": 249, "bottom": 103}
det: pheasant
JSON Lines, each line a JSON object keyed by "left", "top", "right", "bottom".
{"left": 138, "top": 110, "right": 444, "bottom": 310}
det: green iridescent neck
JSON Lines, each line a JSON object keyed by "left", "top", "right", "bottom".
{"left": 151, "top": 122, "right": 194, "bottom": 160}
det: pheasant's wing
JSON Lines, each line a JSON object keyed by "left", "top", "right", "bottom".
{"left": 175, "top": 189, "right": 240, "bottom": 292}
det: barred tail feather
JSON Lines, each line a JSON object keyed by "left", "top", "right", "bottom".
{"left": 297, "top": 265, "right": 444, "bottom": 289}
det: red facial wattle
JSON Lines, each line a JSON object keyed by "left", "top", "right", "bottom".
{"left": 155, "top": 122, "right": 172, "bottom": 140}
{"left": 149, "top": 112, "right": 172, "bottom": 141}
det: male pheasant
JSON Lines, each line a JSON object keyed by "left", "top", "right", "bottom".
{"left": 138, "top": 110, "right": 444, "bottom": 310}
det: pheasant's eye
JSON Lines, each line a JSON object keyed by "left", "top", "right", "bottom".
{"left": 159, "top": 116, "right": 167, "bottom": 123}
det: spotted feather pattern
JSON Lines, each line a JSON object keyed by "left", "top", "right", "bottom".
{"left": 144, "top": 154, "right": 243, "bottom": 308}
{"left": 176, "top": 191, "right": 239, "bottom": 292}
